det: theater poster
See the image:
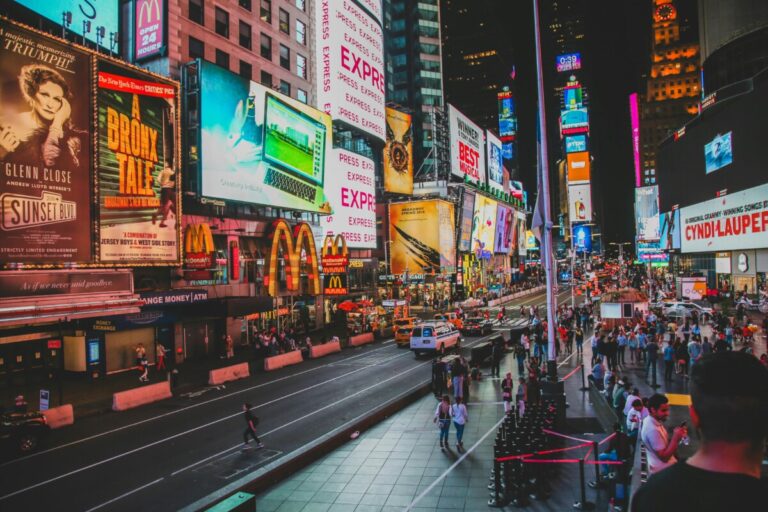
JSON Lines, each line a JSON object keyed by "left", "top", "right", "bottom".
{"left": 0, "top": 21, "right": 92, "bottom": 264}
{"left": 389, "top": 200, "right": 455, "bottom": 274}
{"left": 97, "top": 60, "right": 180, "bottom": 263}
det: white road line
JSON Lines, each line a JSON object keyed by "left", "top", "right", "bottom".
{"left": 82, "top": 477, "right": 164, "bottom": 512}
{"left": 558, "top": 350, "right": 578, "bottom": 368}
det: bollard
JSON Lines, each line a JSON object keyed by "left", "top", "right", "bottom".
{"left": 579, "top": 363, "right": 589, "bottom": 391}
{"left": 573, "top": 458, "right": 595, "bottom": 510}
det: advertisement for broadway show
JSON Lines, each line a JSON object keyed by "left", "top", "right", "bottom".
{"left": 389, "top": 200, "right": 456, "bottom": 275}
{"left": 199, "top": 61, "right": 332, "bottom": 213}
{"left": 458, "top": 189, "right": 475, "bottom": 252}
{"left": 449, "top": 104, "right": 486, "bottom": 182}
{"left": 97, "top": 60, "right": 180, "bottom": 263}
{"left": 0, "top": 20, "right": 92, "bottom": 264}
{"left": 383, "top": 107, "right": 413, "bottom": 194}
{"left": 494, "top": 204, "right": 514, "bottom": 254}
{"left": 472, "top": 194, "right": 497, "bottom": 259}
{"left": 486, "top": 130, "right": 504, "bottom": 193}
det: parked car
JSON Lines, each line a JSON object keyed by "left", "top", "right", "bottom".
{"left": 0, "top": 410, "right": 49, "bottom": 454}
{"left": 462, "top": 316, "right": 494, "bottom": 336}
{"left": 661, "top": 301, "right": 713, "bottom": 318}
{"left": 410, "top": 322, "right": 461, "bottom": 357}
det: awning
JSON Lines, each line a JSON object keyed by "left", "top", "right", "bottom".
{"left": 0, "top": 296, "right": 143, "bottom": 327}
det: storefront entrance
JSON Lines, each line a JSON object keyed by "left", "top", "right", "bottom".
{"left": 105, "top": 328, "right": 155, "bottom": 373}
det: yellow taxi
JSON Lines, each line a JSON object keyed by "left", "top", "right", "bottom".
{"left": 394, "top": 317, "right": 422, "bottom": 347}
{"left": 434, "top": 312, "right": 463, "bottom": 331}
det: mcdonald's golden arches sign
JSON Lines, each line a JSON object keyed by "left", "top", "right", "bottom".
{"left": 321, "top": 234, "right": 348, "bottom": 274}
{"left": 266, "top": 219, "right": 320, "bottom": 297}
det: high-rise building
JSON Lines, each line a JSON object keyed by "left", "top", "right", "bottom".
{"left": 640, "top": 0, "right": 700, "bottom": 186}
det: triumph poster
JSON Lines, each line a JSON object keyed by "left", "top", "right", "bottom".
{"left": 97, "top": 60, "right": 179, "bottom": 263}
{"left": 0, "top": 21, "right": 92, "bottom": 264}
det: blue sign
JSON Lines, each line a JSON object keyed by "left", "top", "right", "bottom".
{"left": 15, "top": 1, "right": 120, "bottom": 47}
{"left": 704, "top": 131, "right": 733, "bottom": 174}
{"left": 561, "top": 108, "right": 589, "bottom": 131}
{"left": 87, "top": 339, "right": 101, "bottom": 364}
{"left": 636, "top": 240, "right": 669, "bottom": 263}
{"left": 573, "top": 225, "right": 592, "bottom": 253}
{"left": 565, "top": 135, "right": 587, "bottom": 153}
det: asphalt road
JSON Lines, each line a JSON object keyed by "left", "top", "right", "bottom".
{"left": 0, "top": 287, "right": 574, "bottom": 512}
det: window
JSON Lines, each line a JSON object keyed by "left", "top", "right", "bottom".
{"left": 297, "top": 89, "right": 307, "bottom": 103}
{"left": 239, "top": 0, "right": 251, "bottom": 10}
{"left": 189, "top": 36, "right": 204, "bottom": 59}
{"left": 239, "top": 60, "right": 252, "bottom": 79}
{"left": 279, "top": 44, "right": 290, "bottom": 69}
{"left": 260, "top": 0, "right": 271, "bottom": 23}
{"left": 295, "top": 20, "right": 306, "bottom": 45}
{"left": 260, "top": 34, "right": 272, "bottom": 59}
{"left": 279, "top": 9, "right": 289, "bottom": 34}
{"left": 189, "top": 0, "right": 204, "bottom": 25}
{"left": 239, "top": 21, "right": 252, "bottom": 49}
{"left": 261, "top": 70, "right": 273, "bottom": 87}
{"left": 279, "top": 80, "right": 291, "bottom": 96}
{"left": 296, "top": 54, "right": 306, "bottom": 79}
{"left": 295, "top": 0, "right": 305, "bottom": 10}
{"left": 215, "top": 49, "right": 230, "bottom": 69}
{"left": 215, "top": 7, "right": 229, "bottom": 37}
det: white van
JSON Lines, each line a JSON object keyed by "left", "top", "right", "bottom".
{"left": 410, "top": 322, "right": 461, "bottom": 357}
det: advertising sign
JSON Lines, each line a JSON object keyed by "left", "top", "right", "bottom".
{"left": 573, "top": 224, "right": 592, "bottom": 253}
{"left": 314, "top": 0, "right": 385, "bottom": 140}
{"left": 199, "top": 61, "right": 332, "bottom": 213}
{"left": 517, "top": 212, "right": 527, "bottom": 256}
{"left": 637, "top": 240, "right": 669, "bottom": 262}
{"left": 389, "top": 200, "right": 455, "bottom": 274}
{"left": 629, "top": 93, "right": 641, "bottom": 187}
{"left": 354, "top": 0, "right": 383, "bottom": 25}
{"left": 266, "top": 220, "right": 320, "bottom": 297}
{"left": 568, "top": 184, "right": 593, "bottom": 223}
{"left": 635, "top": 185, "right": 660, "bottom": 241}
{"left": 449, "top": 104, "right": 486, "bottom": 182}
{"left": 563, "top": 86, "right": 583, "bottom": 110}
{"left": 15, "top": 1, "right": 119, "bottom": 47}
{"left": 323, "top": 274, "right": 348, "bottom": 295}
{"left": 383, "top": 107, "right": 413, "bottom": 194}
{"left": 486, "top": 131, "right": 504, "bottom": 192}
{"left": 565, "top": 135, "right": 587, "bottom": 154}
{"left": 471, "top": 195, "right": 497, "bottom": 259}
{"left": 525, "top": 230, "right": 538, "bottom": 250}
{"left": 0, "top": 270, "right": 133, "bottom": 299}
{"left": 680, "top": 183, "right": 768, "bottom": 253}
{"left": 97, "top": 60, "right": 179, "bottom": 263}
{"left": 704, "top": 132, "right": 733, "bottom": 174}
{"left": 659, "top": 209, "right": 681, "bottom": 251}
{"left": 556, "top": 52, "right": 581, "bottom": 73}
{"left": 494, "top": 204, "right": 514, "bottom": 254}
{"left": 680, "top": 277, "right": 707, "bottom": 300}
{"left": 497, "top": 88, "right": 517, "bottom": 137}
{"left": 320, "top": 149, "right": 376, "bottom": 248}
{"left": 560, "top": 108, "right": 589, "bottom": 135}
{"left": 0, "top": 21, "right": 92, "bottom": 264}
{"left": 458, "top": 189, "right": 476, "bottom": 252}
{"left": 502, "top": 142, "right": 514, "bottom": 160}
{"left": 135, "top": 0, "right": 165, "bottom": 60}
{"left": 566, "top": 151, "right": 590, "bottom": 183}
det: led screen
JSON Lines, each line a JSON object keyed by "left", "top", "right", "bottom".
{"left": 704, "top": 132, "right": 733, "bottom": 174}
{"left": 560, "top": 108, "right": 589, "bottom": 135}
{"left": 659, "top": 209, "right": 681, "bottom": 251}
{"left": 486, "top": 131, "right": 504, "bottom": 192}
{"left": 573, "top": 224, "right": 592, "bottom": 253}
{"left": 567, "top": 151, "right": 591, "bottom": 182}
{"left": 135, "top": 0, "right": 165, "bottom": 59}
{"left": 389, "top": 200, "right": 455, "bottom": 273}
{"left": 15, "top": 0, "right": 119, "bottom": 47}
{"left": 569, "top": 184, "right": 593, "bottom": 223}
{"left": 458, "top": 189, "right": 476, "bottom": 252}
{"left": 565, "top": 135, "right": 587, "bottom": 153}
{"left": 498, "top": 89, "right": 517, "bottom": 137}
{"left": 383, "top": 107, "right": 413, "bottom": 194}
{"left": 449, "top": 104, "right": 486, "bottom": 182}
{"left": 494, "top": 204, "right": 513, "bottom": 254}
{"left": 556, "top": 53, "right": 581, "bottom": 72}
{"left": 471, "top": 195, "right": 497, "bottom": 259}
{"left": 563, "top": 86, "right": 583, "bottom": 110}
{"left": 635, "top": 186, "right": 660, "bottom": 241}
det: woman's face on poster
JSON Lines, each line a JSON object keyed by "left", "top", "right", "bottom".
{"left": 32, "top": 81, "right": 65, "bottom": 121}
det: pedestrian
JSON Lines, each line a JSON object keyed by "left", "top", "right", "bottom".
{"left": 617, "top": 330, "right": 628, "bottom": 365}
{"left": 646, "top": 336, "right": 660, "bottom": 384}
{"left": 516, "top": 377, "right": 527, "bottom": 416}
{"left": 575, "top": 326, "right": 584, "bottom": 355}
{"left": 490, "top": 339, "right": 502, "bottom": 377}
{"left": 451, "top": 358, "right": 465, "bottom": 400}
{"left": 242, "top": 403, "right": 263, "bottom": 448}
{"left": 501, "top": 372, "right": 514, "bottom": 414}
{"left": 663, "top": 341, "right": 675, "bottom": 381}
{"left": 433, "top": 394, "right": 452, "bottom": 450}
{"left": 515, "top": 342, "right": 527, "bottom": 376}
{"left": 451, "top": 396, "right": 468, "bottom": 452}
{"left": 139, "top": 354, "right": 149, "bottom": 382}
{"left": 626, "top": 399, "right": 644, "bottom": 448}
{"left": 688, "top": 337, "right": 702, "bottom": 370}
{"left": 155, "top": 341, "right": 169, "bottom": 371}
{"left": 628, "top": 331, "right": 638, "bottom": 363}
{"left": 225, "top": 334, "right": 234, "bottom": 359}
{"left": 639, "top": 394, "right": 687, "bottom": 475}
{"left": 135, "top": 342, "right": 146, "bottom": 367}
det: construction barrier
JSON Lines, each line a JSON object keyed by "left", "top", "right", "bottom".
{"left": 310, "top": 340, "right": 342, "bottom": 359}
{"left": 112, "top": 381, "right": 172, "bottom": 411}
{"left": 349, "top": 332, "right": 374, "bottom": 347}
{"left": 42, "top": 404, "right": 74, "bottom": 429}
{"left": 264, "top": 350, "right": 303, "bottom": 371}
{"left": 209, "top": 362, "right": 250, "bottom": 385}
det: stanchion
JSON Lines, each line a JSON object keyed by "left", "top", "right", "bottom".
{"left": 573, "top": 458, "right": 595, "bottom": 510}
{"left": 650, "top": 360, "right": 660, "bottom": 389}
{"left": 588, "top": 440, "right": 602, "bottom": 488}
{"left": 579, "top": 363, "right": 589, "bottom": 391}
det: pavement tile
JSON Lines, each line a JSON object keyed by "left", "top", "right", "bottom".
{"left": 275, "top": 502, "right": 306, "bottom": 512}
{"left": 299, "top": 503, "right": 332, "bottom": 512}
{"left": 389, "top": 484, "right": 418, "bottom": 496}
{"left": 366, "top": 483, "right": 394, "bottom": 495}
{"left": 320, "top": 482, "right": 348, "bottom": 493}
{"left": 310, "top": 491, "right": 339, "bottom": 503}
{"left": 384, "top": 494, "right": 412, "bottom": 507}
{"left": 439, "top": 485, "right": 468, "bottom": 498}
{"left": 297, "top": 481, "right": 325, "bottom": 492}
{"left": 372, "top": 473, "right": 399, "bottom": 484}
{"left": 304, "top": 472, "right": 332, "bottom": 483}
{"left": 284, "top": 490, "right": 316, "bottom": 502}
{"left": 359, "top": 494, "right": 388, "bottom": 506}
{"left": 255, "top": 499, "right": 283, "bottom": 512}
{"left": 335, "top": 492, "right": 364, "bottom": 505}
{"left": 353, "top": 505, "right": 382, "bottom": 512}
{"left": 343, "top": 481, "right": 372, "bottom": 494}
{"left": 436, "top": 496, "right": 465, "bottom": 509}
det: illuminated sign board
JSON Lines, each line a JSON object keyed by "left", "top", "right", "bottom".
{"left": 497, "top": 89, "right": 517, "bottom": 137}
{"left": 323, "top": 274, "right": 348, "bottom": 295}
{"left": 563, "top": 86, "right": 583, "bottom": 110}
{"left": 659, "top": 209, "right": 681, "bottom": 251}
{"left": 320, "top": 234, "right": 349, "bottom": 273}
{"left": 573, "top": 224, "right": 592, "bottom": 253}
{"left": 15, "top": 1, "right": 119, "bottom": 47}
{"left": 448, "top": 104, "right": 486, "bottom": 182}
{"left": 458, "top": 190, "right": 476, "bottom": 252}
{"left": 635, "top": 186, "right": 660, "bottom": 241}
{"left": 637, "top": 240, "right": 669, "bottom": 263}
{"left": 389, "top": 200, "right": 456, "bottom": 273}
{"left": 494, "top": 204, "right": 514, "bottom": 254}
{"left": 560, "top": 108, "right": 589, "bottom": 135}
{"left": 629, "top": 93, "right": 641, "bottom": 187}
{"left": 471, "top": 195, "right": 497, "bottom": 259}
{"left": 704, "top": 131, "right": 733, "bottom": 174}
{"left": 267, "top": 220, "right": 320, "bottom": 297}
{"left": 135, "top": 0, "right": 165, "bottom": 60}
{"left": 565, "top": 135, "right": 587, "bottom": 153}
{"left": 568, "top": 184, "right": 593, "bottom": 223}
{"left": 383, "top": 107, "right": 413, "bottom": 194}
{"left": 486, "top": 131, "right": 504, "bottom": 192}
{"left": 566, "top": 151, "right": 591, "bottom": 183}
{"left": 184, "top": 224, "right": 215, "bottom": 269}
{"left": 556, "top": 52, "right": 581, "bottom": 73}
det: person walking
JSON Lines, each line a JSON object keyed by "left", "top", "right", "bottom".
{"left": 516, "top": 377, "right": 527, "bottom": 416}
{"left": 628, "top": 331, "right": 639, "bottom": 363}
{"left": 617, "top": 330, "right": 628, "bottom": 366}
{"left": 451, "top": 358, "right": 465, "bottom": 400}
{"left": 574, "top": 326, "right": 584, "bottom": 355}
{"left": 663, "top": 341, "right": 675, "bottom": 381}
{"left": 451, "top": 396, "right": 468, "bottom": 452}
{"left": 433, "top": 395, "right": 452, "bottom": 451}
{"left": 646, "top": 336, "right": 660, "bottom": 385}
{"left": 501, "top": 372, "right": 514, "bottom": 414}
{"left": 225, "top": 334, "right": 235, "bottom": 359}
{"left": 242, "top": 403, "right": 263, "bottom": 449}
{"left": 490, "top": 340, "right": 502, "bottom": 378}
{"left": 155, "top": 341, "right": 169, "bottom": 372}
{"left": 138, "top": 353, "right": 149, "bottom": 382}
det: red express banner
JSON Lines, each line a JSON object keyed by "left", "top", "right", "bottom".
{"left": 0, "top": 21, "right": 93, "bottom": 264}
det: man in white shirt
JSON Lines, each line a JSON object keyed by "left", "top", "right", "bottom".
{"left": 623, "top": 388, "right": 640, "bottom": 416}
{"left": 640, "top": 394, "right": 687, "bottom": 474}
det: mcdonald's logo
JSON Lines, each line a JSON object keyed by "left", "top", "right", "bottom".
{"left": 267, "top": 219, "right": 320, "bottom": 297}
{"left": 137, "top": 0, "right": 161, "bottom": 24}
{"left": 321, "top": 234, "right": 348, "bottom": 273}
{"left": 184, "top": 223, "right": 215, "bottom": 269}
{"left": 323, "top": 274, "right": 348, "bottom": 296}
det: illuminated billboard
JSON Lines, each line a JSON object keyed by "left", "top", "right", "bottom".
{"left": 565, "top": 135, "right": 587, "bottom": 153}
{"left": 497, "top": 88, "right": 517, "bottom": 137}
{"left": 560, "top": 108, "right": 589, "bottom": 135}
{"left": 704, "top": 132, "right": 733, "bottom": 174}
{"left": 449, "top": 104, "right": 486, "bottom": 182}
{"left": 314, "top": 0, "right": 385, "bottom": 140}
{"left": 389, "top": 200, "right": 455, "bottom": 274}
{"left": 637, "top": 240, "right": 669, "bottom": 263}
{"left": 319, "top": 149, "right": 376, "bottom": 249}
{"left": 458, "top": 189, "right": 476, "bottom": 252}
{"left": 568, "top": 184, "right": 593, "bottom": 223}
{"left": 0, "top": 20, "right": 93, "bottom": 264}
{"left": 97, "top": 60, "right": 180, "bottom": 263}
{"left": 573, "top": 224, "right": 592, "bottom": 253}
{"left": 199, "top": 61, "right": 332, "bottom": 213}
{"left": 471, "top": 195, "right": 497, "bottom": 259}
{"left": 629, "top": 93, "right": 641, "bottom": 187}
{"left": 567, "top": 151, "right": 591, "bottom": 183}
{"left": 563, "top": 86, "right": 583, "bottom": 110}
{"left": 635, "top": 186, "right": 660, "bottom": 241}
{"left": 494, "top": 204, "right": 514, "bottom": 254}
{"left": 383, "top": 107, "right": 413, "bottom": 194}
{"left": 517, "top": 212, "right": 527, "bottom": 256}
{"left": 135, "top": 0, "right": 165, "bottom": 60}
{"left": 486, "top": 131, "right": 504, "bottom": 192}
{"left": 556, "top": 52, "right": 581, "bottom": 73}
{"left": 525, "top": 230, "right": 538, "bottom": 250}
{"left": 14, "top": 1, "right": 119, "bottom": 47}
{"left": 659, "top": 209, "right": 681, "bottom": 251}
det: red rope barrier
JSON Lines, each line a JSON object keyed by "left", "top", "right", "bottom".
{"left": 495, "top": 442, "right": 592, "bottom": 462}
{"left": 542, "top": 428, "right": 591, "bottom": 444}
{"left": 560, "top": 364, "right": 582, "bottom": 381}
{"left": 523, "top": 458, "right": 582, "bottom": 464}
{"left": 598, "top": 432, "right": 617, "bottom": 446}
{"left": 585, "top": 460, "right": 624, "bottom": 465}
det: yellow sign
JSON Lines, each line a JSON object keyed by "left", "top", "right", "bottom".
{"left": 184, "top": 223, "right": 215, "bottom": 269}
{"left": 323, "top": 274, "right": 348, "bottom": 295}
{"left": 321, "top": 234, "right": 348, "bottom": 273}
{"left": 267, "top": 219, "right": 320, "bottom": 297}
{"left": 383, "top": 108, "right": 414, "bottom": 194}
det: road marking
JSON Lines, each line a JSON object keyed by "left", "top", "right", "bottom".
{"left": 82, "top": 477, "right": 164, "bottom": 512}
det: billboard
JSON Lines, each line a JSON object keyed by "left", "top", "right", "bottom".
{"left": 556, "top": 52, "right": 581, "bottom": 73}
{"left": 449, "top": 104, "right": 486, "bottom": 182}
{"left": 525, "top": 230, "right": 538, "bottom": 250}
{"left": 471, "top": 194, "right": 497, "bottom": 259}
{"left": 486, "top": 131, "right": 504, "bottom": 192}
{"left": 458, "top": 189, "right": 476, "bottom": 252}
{"left": 565, "top": 134, "right": 587, "bottom": 153}
{"left": 517, "top": 211, "right": 527, "bottom": 256}
{"left": 560, "top": 108, "right": 589, "bottom": 135}
{"left": 199, "top": 61, "right": 332, "bottom": 213}
{"left": 0, "top": 21, "right": 92, "bottom": 264}
{"left": 497, "top": 89, "right": 517, "bottom": 138}
{"left": 314, "top": 0, "right": 385, "bottom": 140}
{"left": 320, "top": 149, "right": 376, "bottom": 248}
{"left": 383, "top": 107, "right": 413, "bottom": 194}
{"left": 635, "top": 185, "right": 660, "bottom": 241}
{"left": 97, "top": 60, "right": 179, "bottom": 263}
{"left": 494, "top": 204, "right": 514, "bottom": 254}
{"left": 563, "top": 86, "right": 583, "bottom": 110}
{"left": 573, "top": 224, "right": 592, "bottom": 253}
{"left": 14, "top": 1, "right": 119, "bottom": 47}
{"left": 659, "top": 209, "right": 681, "bottom": 251}
{"left": 629, "top": 93, "right": 641, "bottom": 187}
{"left": 135, "top": 0, "right": 165, "bottom": 60}
{"left": 704, "top": 131, "right": 733, "bottom": 174}
{"left": 568, "top": 184, "right": 593, "bottom": 223}
{"left": 680, "top": 183, "right": 768, "bottom": 253}
{"left": 567, "top": 151, "right": 591, "bottom": 183}
{"left": 637, "top": 240, "right": 669, "bottom": 263}
{"left": 389, "top": 200, "right": 455, "bottom": 274}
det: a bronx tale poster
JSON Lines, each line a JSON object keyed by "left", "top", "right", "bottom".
{"left": 0, "top": 21, "right": 92, "bottom": 264}
{"left": 97, "top": 60, "right": 179, "bottom": 263}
